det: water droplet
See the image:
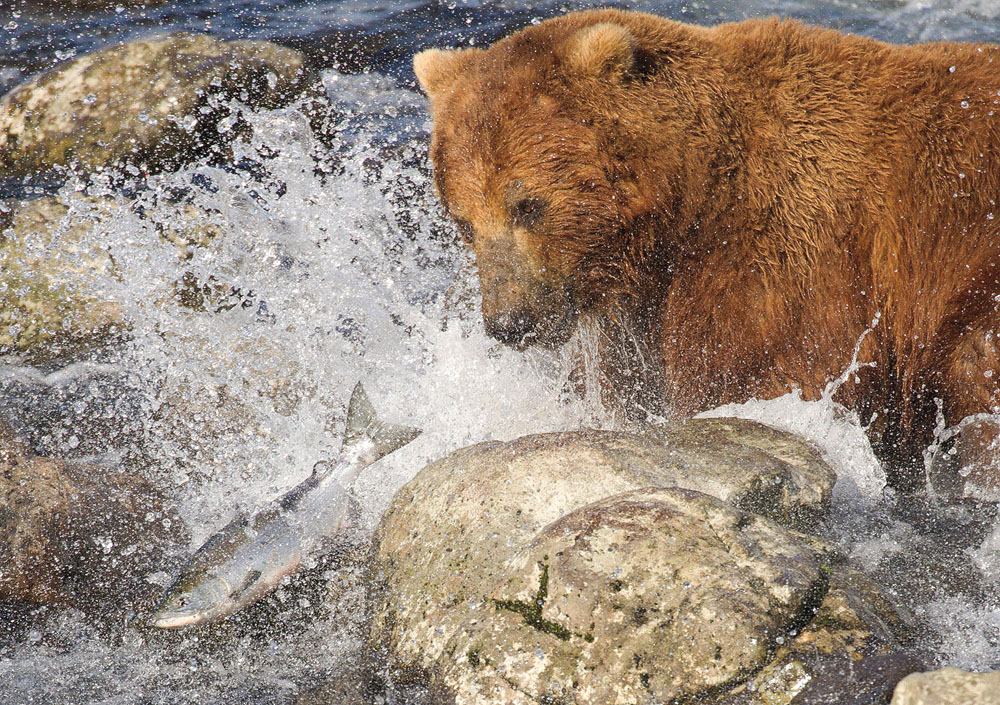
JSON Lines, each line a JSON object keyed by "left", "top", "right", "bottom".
{"left": 83, "top": 93, "right": 97, "bottom": 105}
{"left": 949, "top": 65, "right": 957, "bottom": 73}
{"left": 961, "top": 100, "right": 970, "bottom": 109}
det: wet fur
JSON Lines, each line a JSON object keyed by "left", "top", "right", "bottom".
{"left": 417, "top": 10, "right": 1000, "bottom": 491}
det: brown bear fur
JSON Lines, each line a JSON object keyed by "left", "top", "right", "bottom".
{"left": 414, "top": 10, "right": 1000, "bottom": 494}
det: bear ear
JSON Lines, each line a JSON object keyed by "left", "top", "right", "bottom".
{"left": 413, "top": 47, "right": 481, "bottom": 98}
{"left": 565, "top": 23, "right": 637, "bottom": 80}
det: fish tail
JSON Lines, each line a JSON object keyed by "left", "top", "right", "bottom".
{"left": 343, "top": 383, "right": 421, "bottom": 462}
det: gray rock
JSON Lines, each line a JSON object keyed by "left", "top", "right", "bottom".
{"left": 371, "top": 423, "right": 833, "bottom": 675}
{"left": 437, "top": 488, "right": 832, "bottom": 705}
{"left": 0, "top": 32, "right": 316, "bottom": 177}
{"left": 0, "top": 419, "right": 186, "bottom": 616}
{"left": 369, "top": 423, "right": 916, "bottom": 704}
{"left": 891, "top": 668, "right": 1000, "bottom": 705}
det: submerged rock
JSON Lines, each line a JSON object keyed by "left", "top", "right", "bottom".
{"left": 0, "top": 32, "right": 316, "bottom": 177}
{"left": 0, "top": 195, "right": 124, "bottom": 361}
{"left": 0, "top": 419, "right": 186, "bottom": 615}
{"left": 369, "top": 424, "right": 916, "bottom": 705}
{"left": 891, "top": 668, "right": 1000, "bottom": 705}
{"left": 1, "top": 193, "right": 226, "bottom": 362}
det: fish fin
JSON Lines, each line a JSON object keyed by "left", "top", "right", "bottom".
{"left": 343, "top": 383, "right": 421, "bottom": 462}
{"left": 338, "top": 496, "right": 361, "bottom": 530}
{"left": 231, "top": 569, "right": 262, "bottom": 600}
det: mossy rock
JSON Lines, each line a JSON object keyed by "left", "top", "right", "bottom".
{"left": 0, "top": 32, "right": 316, "bottom": 177}
{"left": 0, "top": 193, "right": 228, "bottom": 362}
{"left": 369, "top": 425, "right": 920, "bottom": 704}
{"left": 0, "top": 195, "right": 124, "bottom": 361}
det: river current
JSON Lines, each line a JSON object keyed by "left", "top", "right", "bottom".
{"left": 2, "top": 0, "right": 1000, "bottom": 702}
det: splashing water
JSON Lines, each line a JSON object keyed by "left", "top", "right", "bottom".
{"left": 0, "top": 74, "right": 609, "bottom": 703}
{"left": 4, "top": 6, "right": 1000, "bottom": 699}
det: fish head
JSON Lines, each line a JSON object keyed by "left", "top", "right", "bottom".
{"left": 150, "top": 574, "right": 232, "bottom": 629}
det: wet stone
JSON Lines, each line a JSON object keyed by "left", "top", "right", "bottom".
{"left": 891, "top": 668, "right": 1000, "bottom": 705}
{"left": 438, "top": 488, "right": 832, "bottom": 705}
{"left": 0, "top": 420, "right": 187, "bottom": 617}
{"left": 0, "top": 32, "right": 317, "bottom": 177}
{"left": 370, "top": 422, "right": 835, "bottom": 669}
{"left": 0, "top": 195, "right": 124, "bottom": 362}
{"left": 0, "top": 193, "right": 226, "bottom": 362}
{"left": 364, "top": 423, "right": 914, "bottom": 704}
{"left": 720, "top": 570, "right": 927, "bottom": 705}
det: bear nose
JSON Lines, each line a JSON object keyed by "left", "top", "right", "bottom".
{"left": 484, "top": 309, "right": 536, "bottom": 347}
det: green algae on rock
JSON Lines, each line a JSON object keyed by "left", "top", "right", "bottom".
{"left": 0, "top": 192, "right": 229, "bottom": 362}
{"left": 0, "top": 32, "right": 316, "bottom": 177}
{"left": 0, "top": 195, "right": 124, "bottom": 361}
{"left": 369, "top": 423, "right": 837, "bottom": 681}
{"left": 438, "top": 488, "right": 834, "bottom": 705}
{"left": 366, "top": 423, "right": 928, "bottom": 704}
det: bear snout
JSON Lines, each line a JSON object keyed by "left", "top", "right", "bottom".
{"left": 482, "top": 292, "right": 577, "bottom": 350}
{"left": 483, "top": 308, "right": 537, "bottom": 348}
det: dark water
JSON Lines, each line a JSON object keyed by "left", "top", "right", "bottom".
{"left": 4, "top": 0, "right": 1000, "bottom": 97}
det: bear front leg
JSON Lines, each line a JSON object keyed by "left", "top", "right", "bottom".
{"left": 935, "top": 324, "right": 1000, "bottom": 500}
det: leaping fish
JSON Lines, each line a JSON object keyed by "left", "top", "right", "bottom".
{"left": 150, "top": 383, "right": 420, "bottom": 628}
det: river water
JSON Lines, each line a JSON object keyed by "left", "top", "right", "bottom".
{"left": 2, "top": 0, "right": 1000, "bottom": 703}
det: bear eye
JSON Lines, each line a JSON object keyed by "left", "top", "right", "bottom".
{"left": 511, "top": 197, "right": 546, "bottom": 228}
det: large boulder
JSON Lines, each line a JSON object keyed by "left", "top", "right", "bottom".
{"left": 0, "top": 419, "right": 186, "bottom": 615}
{"left": 891, "top": 668, "right": 1000, "bottom": 705}
{"left": 437, "top": 488, "right": 832, "bottom": 704}
{"left": 0, "top": 32, "right": 316, "bottom": 177}
{"left": 369, "top": 423, "right": 919, "bottom": 704}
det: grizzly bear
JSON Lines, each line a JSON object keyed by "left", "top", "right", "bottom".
{"left": 414, "top": 9, "right": 1000, "bottom": 496}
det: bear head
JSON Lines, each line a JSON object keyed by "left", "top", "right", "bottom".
{"left": 414, "top": 11, "right": 719, "bottom": 349}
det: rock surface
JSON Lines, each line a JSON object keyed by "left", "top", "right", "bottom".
{"left": 0, "top": 419, "right": 186, "bottom": 614}
{"left": 0, "top": 32, "right": 315, "bottom": 177}
{"left": 0, "top": 195, "right": 124, "bottom": 361}
{"left": 437, "top": 488, "right": 832, "bottom": 705}
{"left": 891, "top": 668, "right": 1000, "bottom": 705}
{"left": 1, "top": 193, "right": 226, "bottom": 361}
{"left": 370, "top": 423, "right": 915, "bottom": 704}
{"left": 721, "top": 569, "right": 924, "bottom": 705}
